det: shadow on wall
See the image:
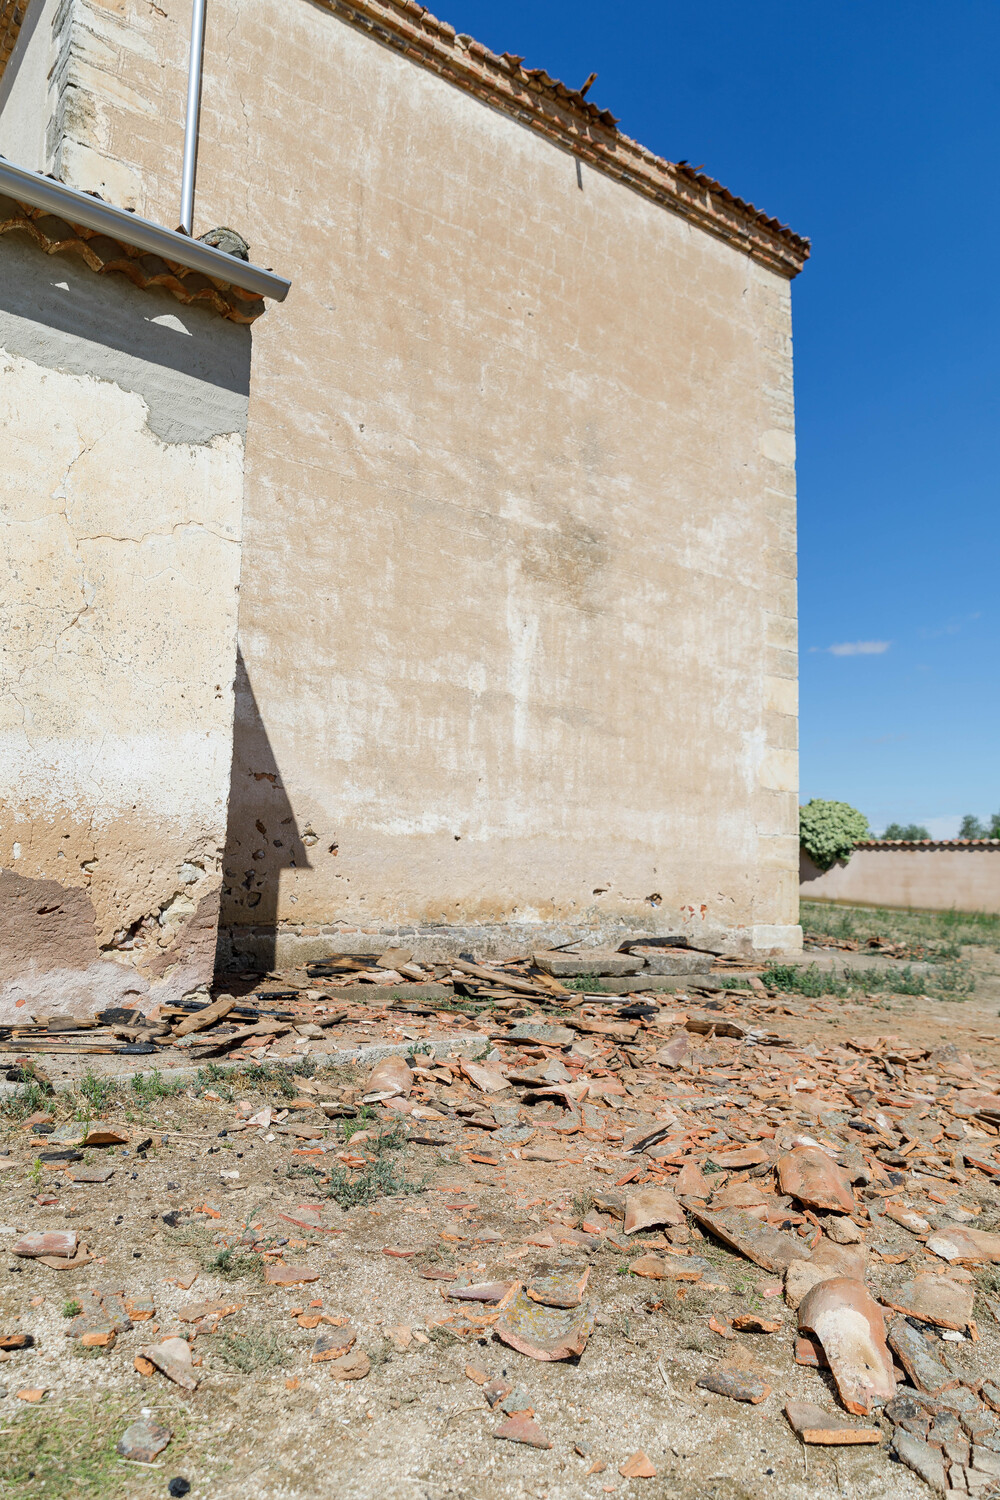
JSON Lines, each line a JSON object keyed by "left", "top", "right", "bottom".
{"left": 215, "top": 649, "right": 311, "bottom": 974}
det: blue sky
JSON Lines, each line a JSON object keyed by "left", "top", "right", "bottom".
{"left": 443, "top": 0, "right": 1000, "bottom": 837}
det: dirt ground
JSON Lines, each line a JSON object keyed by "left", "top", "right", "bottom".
{"left": 3, "top": 913, "right": 1000, "bottom": 1500}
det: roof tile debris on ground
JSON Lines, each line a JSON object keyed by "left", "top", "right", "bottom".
{"left": 3, "top": 929, "right": 1000, "bottom": 1494}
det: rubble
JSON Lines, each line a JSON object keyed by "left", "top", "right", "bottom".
{"left": 3, "top": 935, "right": 1000, "bottom": 1492}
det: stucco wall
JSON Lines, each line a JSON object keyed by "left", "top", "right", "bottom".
{"left": 801, "top": 847, "right": 1000, "bottom": 915}
{"left": 0, "top": 231, "right": 250, "bottom": 1017}
{"left": 0, "top": 0, "right": 802, "bottom": 962}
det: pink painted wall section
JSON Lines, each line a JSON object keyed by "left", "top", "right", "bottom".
{"left": 800, "top": 846, "right": 1000, "bottom": 914}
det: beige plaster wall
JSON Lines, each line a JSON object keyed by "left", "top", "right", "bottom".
{"left": 801, "top": 848, "right": 1000, "bottom": 915}
{"left": 0, "top": 231, "right": 250, "bottom": 1017}
{"left": 1, "top": 0, "right": 802, "bottom": 961}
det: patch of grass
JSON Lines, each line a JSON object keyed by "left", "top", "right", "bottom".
{"left": 572, "top": 1190, "right": 595, "bottom": 1225}
{"left": 130, "top": 1069, "right": 187, "bottom": 1104}
{"left": 565, "top": 976, "right": 609, "bottom": 993}
{"left": 62, "top": 1298, "right": 83, "bottom": 1318}
{"left": 238, "top": 1061, "right": 297, "bottom": 1098}
{"left": 746, "top": 959, "right": 976, "bottom": 1003}
{"left": 802, "top": 899, "right": 1000, "bottom": 956}
{"left": 211, "top": 1326, "right": 288, "bottom": 1372}
{"left": 207, "top": 1246, "right": 262, "bottom": 1280}
{"left": 0, "top": 1079, "right": 53, "bottom": 1120}
{"left": 325, "top": 1122, "right": 426, "bottom": 1208}
{"left": 337, "top": 1104, "right": 376, "bottom": 1142}
{"left": 285, "top": 1162, "right": 325, "bottom": 1182}
{"left": 77, "top": 1069, "right": 117, "bottom": 1113}
{"left": 0, "top": 1392, "right": 191, "bottom": 1499}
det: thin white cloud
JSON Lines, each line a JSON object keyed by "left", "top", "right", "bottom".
{"left": 823, "top": 640, "right": 891, "bottom": 657}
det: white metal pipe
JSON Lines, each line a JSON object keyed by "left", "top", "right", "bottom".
{"left": 179, "top": 0, "right": 207, "bottom": 236}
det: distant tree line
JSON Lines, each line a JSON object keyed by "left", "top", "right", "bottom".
{"left": 879, "top": 814, "right": 1000, "bottom": 840}
{"left": 958, "top": 813, "right": 1000, "bottom": 839}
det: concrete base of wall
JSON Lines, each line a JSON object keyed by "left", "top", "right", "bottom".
{"left": 217, "top": 919, "right": 803, "bottom": 971}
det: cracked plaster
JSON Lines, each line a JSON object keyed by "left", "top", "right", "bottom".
{"left": 0, "top": 235, "right": 250, "bottom": 1018}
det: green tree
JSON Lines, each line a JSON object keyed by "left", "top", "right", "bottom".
{"left": 799, "top": 799, "right": 870, "bottom": 871}
{"left": 960, "top": 814, "right": 987, "bottom": 839}
{"left": 883, "top": 822, "right": 931, "bottom": 841}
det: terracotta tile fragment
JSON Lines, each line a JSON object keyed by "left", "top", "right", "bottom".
{"left": 136, "top": 1336, "right": 200, "bottom": 1391}
{"left": 731, "top": 1313, "right": 782, "bottom": 1334}
{"left": 311, "top": 1325, "right": 357, "bottom": 1362}
{"left": 784, "top": 1401, "right": 881, "bottom": 1445}
{"left": 882, "top": 1273, "right": 975, "bottom": 1332}
{"left": 495, "top": 1291, "right": 594, "bottom": 1361}
{"left": 494, "top": 1412, "right": 553, "bottom": 1449}
{"left": 623, "top": 1188, "right": 685, "bottom": 1235}
{"left": 926, "top": 1225, "right": 1000, "bottom": 1264}
{"left": 619, "top": 1451, "right": 656, "bottom": 1477}
{"left": 778, "top": 1147, "right": 856, "bottom": 1215}
{"left": 12, "top": 1230, "right": 78, "bottom": 1259}
{"left": 263, "top": 1263, "right": 320, "bottom": 1287}
{"left": 797, "top": 1278, "right": 895, "bottom": 1414}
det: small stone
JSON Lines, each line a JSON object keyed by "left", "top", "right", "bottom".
{"left": 825, "top": 1216, "right": 864, "bottom": 1245}
{"left": 326, "top": 1350, "right": 370, "bottom": 1381}
{"left": 697, "top": 1368, "right": 771, "bottom": 1403}
{"left": 117, "top": 1418, "right": 172, "bottom": 1463}
{"left": 500, "top": 1385, "right": 532, "bottom": 1415}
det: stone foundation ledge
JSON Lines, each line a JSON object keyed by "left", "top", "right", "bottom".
{"left": 217, "top": 920, "right": 803, "bottom": 972}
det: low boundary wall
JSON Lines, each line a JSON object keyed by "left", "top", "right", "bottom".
{"left": 800, "top": 841, "right": 1000, "bottom": 915}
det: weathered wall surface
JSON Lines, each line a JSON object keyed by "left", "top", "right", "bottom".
{"left": 0, "top": 0, "right": 802, "bottom": 963}
{"left": 801, "top": 846, "right": 1000, "bottom": 915}
{"left": 0, "top": 231, "right": 250, "bottom": 1017}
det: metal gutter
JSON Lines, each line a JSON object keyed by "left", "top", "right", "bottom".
{"left": 0, "top": 157, "right": 290, "bottom": 302}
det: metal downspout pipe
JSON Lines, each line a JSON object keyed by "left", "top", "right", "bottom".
{"left": 179, "top": 0, "right": 207, "bottom": 236}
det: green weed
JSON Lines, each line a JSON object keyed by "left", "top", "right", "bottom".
{"left": 207, "top": 1246, "right": 262, "bottom": 1280}
{"left": 0, "top": 1079, "right": 52, "bottom": 1120}
{"left": 211, "top": 1326, "right": 289, "bottom": 1373}
{"left": 130, "top": 1069, "right": 186, "bottom": 1103}
{"left": 337, "top": 1104, "right": 376, "bottom": 1142}
{"left": 77, "top": 1070, "right": 116, "bottom": 1113}
{"left": 325, "top": 1123, "right": 425, "bottom": 1208}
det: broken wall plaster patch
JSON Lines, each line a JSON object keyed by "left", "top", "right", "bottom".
{"left": 0, "top": 234, "right": 251, "bottom": 443}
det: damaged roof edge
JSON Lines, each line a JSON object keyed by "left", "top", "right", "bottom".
{"left": 0, "top": 158, "right": 291, "bottom": 302}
